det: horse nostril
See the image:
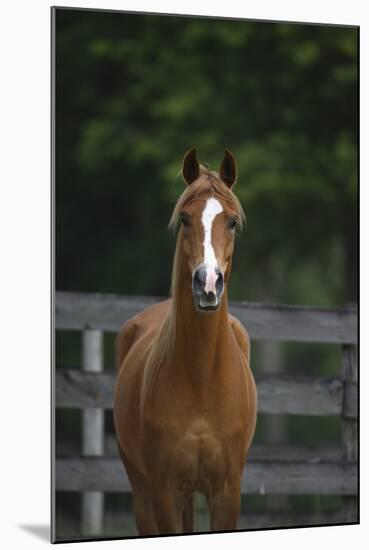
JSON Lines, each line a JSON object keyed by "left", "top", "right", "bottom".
{"left": 193, "top": 266, "right": 206, "bottom": 294}
{"left": 215, "top": 271, "right": 224, "bottom": 295}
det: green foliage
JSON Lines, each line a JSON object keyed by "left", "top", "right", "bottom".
{"left": 56, "top": 9, "right": 357, "bottom": 305}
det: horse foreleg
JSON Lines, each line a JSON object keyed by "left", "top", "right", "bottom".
{"left": 150, "top": 482, "right": 183, "bottom": 534}
{"left": 117, "top": 445, "right": 158, "bottom": 536}
{"left": 208, "top": 480, "right": 241, "bottom": 531}
{"left": 130, "top": 472, "right": 159, "bottom": 536}
{"left": 182, "top": 494, "right": 194, "bottom": 533}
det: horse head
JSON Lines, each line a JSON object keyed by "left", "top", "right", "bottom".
{"left": 170, "top": 148, "right": 244, "bottom": 312}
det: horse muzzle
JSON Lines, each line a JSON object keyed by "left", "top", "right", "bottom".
{"left": 192, "top": 264, "right": 224, "bottom": 312}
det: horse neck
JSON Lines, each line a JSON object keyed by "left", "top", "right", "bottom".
{"left": 169, "top": 257, "right": 230, "bottom": 392}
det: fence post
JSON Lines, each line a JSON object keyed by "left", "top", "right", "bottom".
{"left": 81, "top": 330, "right": 104, "bottom": 535}
{"left": 260, "top": 340, "right": 288, "bottom": 518}
{"left": 341, "top": 344, "right": 358, "bottom": 523}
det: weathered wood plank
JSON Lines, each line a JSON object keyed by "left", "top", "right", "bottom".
{"left": 57, "top": 438, "right": 343, "bottom": 463}
{"left": 255, "top": 374, "right": 345, "bottom": 416}
{"left": 245, "top": 459, "right": 357, "bottom": 495}
{"left": 341, "top": 345, "right": 358, "bottom": 523}
{"left": 55, "top": 293, "right": 162, "bottom": 333}
{"left": 55, "top": 369, "right": 357, "bottom": 418}
{"left": 55, "top": 291, "right": 357, "bottom": 344}
{"left": 55, "top": 457, "right": 357, "bottom": 495}
{"left": 248, "top": 443, "right": 343, "bottom": 462}
{"left": 343, "top": 381, "right": 358, "bottom": 419}
{"left": 56, "top": 370, "right": 113, "bottom": 409}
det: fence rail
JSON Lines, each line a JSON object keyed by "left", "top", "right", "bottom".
{"left": 55, "top": 369, "right": 357, "bottom": 418}
{"left": 55, "top": 291, "right": 357, "bottom": 344}
{"left": 55, "top": 456, "right": 357, "bottom": 496}
{"left": 56, "top": 436, "right": 346, "bottom": 463}
{"left": 54, "top": 291, "right": 358, "bottom": 534}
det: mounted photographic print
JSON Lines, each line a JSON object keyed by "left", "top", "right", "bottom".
{"left": 51, "top": 6, "right": 358, "bottom": 543}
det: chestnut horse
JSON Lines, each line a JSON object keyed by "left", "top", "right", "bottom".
{"left": 113, "top": 149, "right": 257, "bottom": 535}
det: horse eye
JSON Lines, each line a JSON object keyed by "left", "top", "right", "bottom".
{"left": 229, "top": 218, "right": 238, "bottom": 230}
{"left": 180, "top": 214, "right": 190, "bottom": 227}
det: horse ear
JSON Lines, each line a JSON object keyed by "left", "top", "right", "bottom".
{"left": 219, "top": 149, "right": 237, "bottom": 188}
{"left": 182, "top": 148, "right": 200, "bottom": 185}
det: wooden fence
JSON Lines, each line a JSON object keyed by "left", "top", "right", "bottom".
{"left": 53, "top": 291, "right": 358, "bottom": 535}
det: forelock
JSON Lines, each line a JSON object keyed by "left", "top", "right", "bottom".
{"left": 169, "top": 167, "right": 245, "bottom": 231}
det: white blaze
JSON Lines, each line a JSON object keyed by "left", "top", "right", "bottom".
{"left": 201, "top": 197, "right": 223, "bottom": 294}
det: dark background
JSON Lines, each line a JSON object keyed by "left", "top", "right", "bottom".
{"left": 55, "top": 8, "right": 358, "bottom": 539}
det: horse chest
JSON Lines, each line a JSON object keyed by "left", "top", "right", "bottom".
{"left": 183, "top": 427, "right": 224, "bottom": 487}
{"left": 145, "top": 416, "right": 244, "bottom": 495}
{"left": 141, "top": 340, "right": 253, "bottom": 493}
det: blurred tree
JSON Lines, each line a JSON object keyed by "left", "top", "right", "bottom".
{"left": 56, "top": 10, "right": 357, "bottom": 306}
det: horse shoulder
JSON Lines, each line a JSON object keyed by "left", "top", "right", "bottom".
{"left": 115, "top": 299, "right": 172, "bottom": 373}
{"left": 228, "top": 314, "right": 250, "bottom": 362}
{"left": 115, "top": 318, "right": 139, "bottom": 373}
{"left": 229, "top": 314, "right": 257, "bottom": 456}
